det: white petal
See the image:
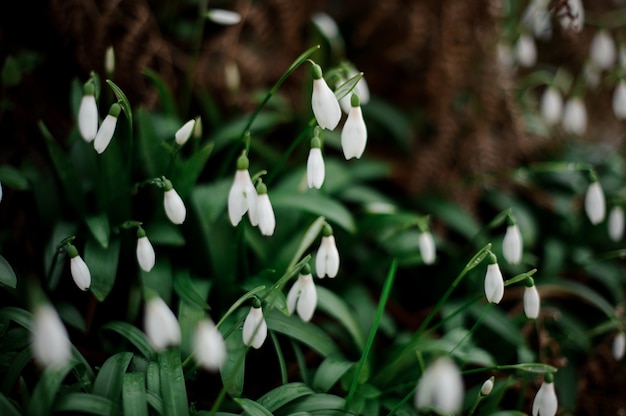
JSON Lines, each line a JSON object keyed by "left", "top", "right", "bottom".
{"left": 484, "top": 263, "right": 504, "bottom": 304}
{"left": 70, "top": 256, "right": 91, "bottom": 291}
{"left": 316, "top": 235, "right": 339, "bottom": 278}
{"left": 193, "top": 319, "right": 227, "bottom": 372}
{"left": 612, "top": 81, "right": 626, "bottom": 119}
{"left": 532, "top": 382, "right": 558, "bottom": 416}
{"left": 256, "top": 193, "right": 276, "bottom": 236}
{"left": 242, "top": 306, "right": 267, "bottom": 349}
{"left": 78, "top": 95, "right": 98, "bottom": 143}
{"left": 286, "top": 278, "right": 304, "bottom": 316}
{"left": 608, "top": 206, "right": 625, "bottom": 241}
{"left": 315, "top": 239, "right": 329, "bottom": 278}
{"left": 480, "top": 378, "right": 494, "bottom": 396}
{"left": 32, "top": 303, "right": 71, "bottom": 369}
{"left": 307, "top": 148, "right": 325, "bottom": 189}
{"left": 94, "top": 114, "right": 118, "bottom": 154}
{"left": 228, "top": 170, "right": 248, "bottom": 226}
{"left": 590, "top": 30, "right": 616, "bottom": 70}
{"left": 561, "top": 97, "right": 587, "bottom": 135}
{"left": 515, "top": 34, "right": 537, "bottom": 67}
{"left": 164, "top": 188, "right": 186, "bottom": 224}
{"left": 175, "top": 119, "right": 195, "bottom": 146}
{"left": 136, "top": 236, "right": 156, "bottom": 272}
{"left": 540, "top": 87, "right": 563, "bottom": 126}
{"left": 341, "top": 106, "right": 367, "bottom": 159}
{"left": 419, "top": 232, "right": 436, "bottom": 265}
{"left": 206, "top": 9, "right": 242, "bottom": 25}
{"left": 559, "top": 0, "right": 584, "bottom": 32}
{"left": 295, "top": 274, "right": 317, "bottom": 321}
{"left": 613, "top": 332, "right": 626, "bottom": 360}
{"left": 414, "top": 357, "right": 464, "bottom": 414}
{"left": 312, "top": 78, "right": 342, "bottom": 130}
{"left": 524, "top": 285, "right": 541, "bottom": 319}
{"left": 503, "top": 224, "right": 523, "bottom": 265}
{"left": 144, "top": 297, "right": 181, "bottom": 351}
{"left": 585, "top": 182, "right": 606, "bottom": 225}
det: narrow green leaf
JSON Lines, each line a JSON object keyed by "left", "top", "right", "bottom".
{"left": 146, "top": 390, "right": 163, "bottom": 415}
{"left": 53, "top": 393, "right": 114, "bottom": 415}
{"left": 317, "top": 286, "right": 365, "bottom": 350}
{"left": 275, "top": 393, "right": 347, "bottom": 415}
{"left": 85, "top": 213, "right": 110, "bottom": 249}
{"left": 173, "top": 270, "right": 210, "bottom": 311}
{"left": 234, "top": 398, "right": 273, "bottom": 416}
{"left": 0, "top": 255, "right": 17, "bottom": 288}
{"left": 271, "top": 191, "right": 355, "bottom": 233}
{"left": 543, "top": 280, "right": 616, "bottom": 318}
{"left": 266, "top": 309, "right": 338, "bottom": 357}
{"left": 0, "top": 165, "right": 29, "bottom": 190}
{"left": 257, "top": 382, "right": 315, "bottom": 412}
{"left": 100, "top": 321, "right": 155, "bottom": 359}
{"left": 28, "top": 364, "right": 74, "bottom": 416}
{"left": 158, "top": 348, "right": 189, "bottom": 416}
{"left": 0, "top": 392, "right": 21, "bottom": 416}
{"left": 92, "top": 351, "right": 134, "bottom": 400}
{"left": 85, "top": 236, "right": 120, "bottom": 302}
{"left": 313, "top": 354, "right": 355, "bottom": 393}
{"left": 146, "top": 361, "right": 160, "bottom": 396}
{"left": 287, "top": 216, "right": 326, "bottom": 271}
{"left": 1, "top": 348, "right": 30, "bottom": 394}
{"left": 334, "top": 72, "right": 363, "bottom": 101}
{"left": 106, "top": 79, "right": 133, "bottom": 134}
{"left": 140, "top": 257, "right": 173, "bottom": 304}
{"left": 123, "top": 372, "right": 148, "bottom": 416}
{"left": 174, "top": 142, "right": 214, "bottom": 198}
{"left": 142, "top": 69, "right": 176, "bottom": 117}
{"left": 220, "top": 313, "right": 246, "bottom": 398}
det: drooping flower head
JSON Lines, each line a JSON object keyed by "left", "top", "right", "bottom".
{"left": 481, "top": 376, "right": 495, "bottom": 396}
{"left": 144, "top": 294, "right": 181, "bottom": 351}
{"left": 206, "top": 8, "right": 242, "bottom": 25}
{"left": 287, "top": 263, "right": 317, "bottom": 322}
{"left": 31, "top": 302, "right": 72, "bottom": 370}
{"left": 193, "top": 318, "right": 227, "bottom": 372}
{"left": 484, "top": 253, "right": 504, "bottom": 304}
{"left": 242, "top": 298, "right": 267, "bottom": 349}
{"left": 175, "top": 119, "right": 195, "bottom": 146}
{"left": 414, "top": 356, "right": 464, "bottom": 414}
{"left": 613, "top": 331, "right": 626, "bottom": 361}
{"left": 418, "top": 230, "right": 436, "bottom": 265}
{"left": 540, "top": 86, "right": 563, "bottom": 127}
{"left": 316, "top": 223, "right": 340, "bottom": 278}
{"left": 255, "top": 180, "right": 276, "bottom": 236}
{"left": 608, "top": 205, "right": 625, "bottom": 242}
{"left": 311, "top": 63, "right": 342, "bottom": 130}
{"left": 612, "top": 80, "right": 626, "bottom": 120}
{"left": 532, "top": 373, "right": 558, "bottom": 416}
{"left": 341, "top": 93, "right": 368, "bottom": 160}
{"left": 227, "top": 152, "right": 258, "bottom": 227}
{"left": 584, "top": 174, "right": 606, "bottom": 225}
{"left": 136, "top": 226, "right": 156, "bottom": 272}
{"left": 94, "top": 103, "right": 121, "bottom": 154}
{"left": 524, "top": 277, "right": 541, "bottom": 319}
{"left": 78, "top": 80, "right": 98, "bottom": 143}
{"left": 307, "top": 128, "right": 325, "bottom": 189}
{"left": 562, "top": 96, "right": 587, "bottom": 136}
{"left": 162, "top": 178, "right": 186, "bottom": 225}
{"left": 590, "top": 29, "right": 616, "bottom": 71}
{"left": 66, "top": 244, "right": 91, "bottom": 291}
{"left": 515, "top": 33, "right": 538, "bottom": 67}
{"left": 503, "top": 215, "right": 523, "bottom": 265}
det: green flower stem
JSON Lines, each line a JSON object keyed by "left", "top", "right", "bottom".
{"left": 215, "top": 285, "right": 266, "bottom": 331}
{"left": 467, "top": 393, "right": 485, "bottom": 416}
{"left": 504, "top": 269, "right": 537, "bottom": 287}
{"left": 386, "top": 385, "right": 417, "bottom": 416}
{"left": 265, "top": 118, "right": 316, "bottom": 185}
{"left": 449, "top": 302, "right": 493, "bottom": 356}
{"left": 461, "top": 362, "right": 558, "bottom": 376}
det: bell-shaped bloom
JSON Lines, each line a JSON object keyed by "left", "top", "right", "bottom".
{"left": 242, "top": 305, "right": 267, "bottom": 349}
{"left": 287, "top": 270, "right": 317, "bottom": 322}
{"left": 414, "top": 356, "right": 464, "bottom": 414}
{"left": 419, "top": 231, "right": 436, "bottom": 265}
{"left": 255, "top": 181, "right": 276, "bottom": 236}
{"left": 503, "top": 223, "right": 523, "bottom": 265}
{"left": 532, "top": 374, "right": 558, "bottom": 416}
{"left": 175, "top": 119, "right": 195, "bottom": 146}
{"left": 340, "top": 70, "right": 370, "bottom": 114}
{"left": 307, "top": 134, "right": 325, "bottom": 189}
{"left": 561, "top": 97, "right": 587, "bottom": 136}
{"left": 94, "top": 103, "right": 121, "bottom": 154}
{"left": 311, "top": 64, "right": 342, "bottom": 130}
{"left": 105, "top": 46, "right": 115, "bottom": 76}
{"left": 522, "top": 0, "right": 552, "bottom": 40}
{"left": 481, "top": 377, "right": 495, "bottom": 396}
{"left": 585, "top": 180, "right": 606, "bottom": 225}
{"left": 206, "top": 8, "right": 242, "bottom": 25}
{"left": 612, "top": 80, "right": 626, "bottom": 120}
{"left": 515, "top": 34, "right": 537, "bottom": 67}
{"left": 540, "top": 86, "right": 563, "bottom": 127}
{"left": 590, "top": 29, "right": 616, "bottom": 71}
{"left": 67, "top": 244, "right": 91, "bottom": 291}
{"left": 163, "top": 179, "right": 186, "bottom": 225}
{"left": 78, "top": 82, "right": 98, "bottom": 143}
{"left": 31, "top": 302, "right": 71, "bottom": 369}
{"left": 193, "top": 319, "right": 227, "bottom": 372}
{"left": 484, "top": 254, "right": 504, "bottom": 304}
{"left": 613, "top": 331, "right": 626, "bottom": 360}
{"left": 316, "top": 229, "right": 340, "bottom": 278}
{"left": 136, "top": 227, "right": 156, "bottom": 272}
{"left": 608, "top": 206, "right": 625, "bottom": 242}
{"left": 524, "top": 280, "right": 541, "bottom": 319}
{"left": 558, "top": 0, "right": 584, "bottom": 33}
{"left": 144, "top": 295, "right": 181, "bottom": 351}
{"left": 228, "top": 154, "right": 258, "bottom": 227}
{"left": 341, "top": 94, "right": 367, "bottom": 159}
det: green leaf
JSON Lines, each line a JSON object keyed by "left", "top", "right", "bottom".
{"left": 92, "top": 351, "right": 134, "bottom": 401}
{"left": 334, "top": 72, "right": 363, "bottom": 101}
{"left": 0, "top": 255, "right": 17, "bottom": 288}
{"left": 313, "top": 354, "right": 355, "bottom": 393}
{"left": 85, "top": 213, "right": 110, "bottom": 249}
{"left": 275, "top": 393, "right": 347, "bottom": 415}
{"left": 317, "top": 286, "right": 365, "bottom": 350}
{"left": 1, "top": 348, "right": 30, "bottom": 395}
{"left": 158, "top": 348, "right": 189, "bottom": 416}
{"left": 123, "top": 372, "right": 148, "bottom": 416}
{"left": 266, "top": 309, "right": 338, "bottom": 357}
{"left": 53, "top": 393, "right": 114, "bottom": 415}
{"left": 85, "top": 236, "right": 120, "bottom": 302}
{"left": 220, "top": 313, "right": 246, "bottom": 398}
{"left": 0, "top": 392, "right": 21, "bottom": 416}
{"left": 173, "top": 269, "right": 210, "bottom": 311}
{"left": 142, "top": 68, "right": 176, "bottom": 118}
{"left": 0, "top": 165, "right": 29, "bottom": 190}
{"left": 100, "top": 321, "right": 156, "bottom": 359}
{"left": 286, "top": 216, "right": 326, "bottom": 271}
{"left": 1, "top": 56, "right": 21, "bottom": 87}
{"left": 146, "top": 222, "right": 185, "bottom": 247}
{"left": 234, "top": 398, "right": 273, "bottom": 416}
{"left": 28, "top": 364, "right": 74, "bottom": 416}
{"left": 146, "top": 360, "right": 160, "bottom": 396}
{"left": 543, "top": 280, "right": 616, "bottom": 317}
{"left": 271, "top": 191, "right": 355, "bottom": 233}
{"left": 141, "top": 257, "right": 174, "bottom": 303}
{"left": 417, "top": 196, "right": 481, "bottom": 240}
{"left": 106, "top": 79, "right": 133, "bottom": 135}
{"left": 173, "top": 142, "right": 214, "bottom": 198}
{"left": 362, "top": 98, "right": 412, "bottom": 148}
{"left": 257, "top": 382, "right": 315, "bottom": 412}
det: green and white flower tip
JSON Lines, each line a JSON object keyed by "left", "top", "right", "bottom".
{"left": 78, "top": 81, "right": 98, "bottom": 143}
{"left": 307, "top": 130, "right": 325, "bottom": 189}
{"left": 515, "top": 33, "right": 537, "bottom": 68}
{"left": 144, "top": 295, "right": 181, "bottom": 351}
{"left": 255, "top": 181, "right": 276, "bottom": 236}
{"left": 480, "top": 376, "right": 495, "bottom": 396}
{"left": 225, "top": 61, "right": 240, "bottom": 93}
{"left": 162, "top": 179, "right": 186, "bottom": 225}
{"left": 94, "top": 103, "right": 121, "bottom": 154}
{"left": 584, "top": 178, "right": 606, "bottom": 225}
{"left": 613, "top": 331, "right": 626, "bottom": 361}
{"left": 315, "top": 224, "right": 340, "bottom": 278}
{"left": 193, "top": 116, "right": 202, "bottom": 139}
{"left": 540, "top": 86, "right": 563, "bottom": 127}
{"left": 558, "top": 0, "right": 584, "bottom": 33}
{"left": 590, "top": 29, "right": 616, "bottom": 71}
{"left": 524, "top": 277, "right": 541, "bottom": 319}
{"left": 206, "top": 8, "right": 242, "bottom": 25}
{"left": 609, "top": 205, "right": 625, "bottom": 242}
{"left": 484, "top": 253, "right": 504, "bottom": 304}
{"left": 414, "top": 356, "right": 464, "bottom": 414}
{"left": 311, "top": 63, "right": 342, "bottom": 131}
{"left": 287, "top": 264, "right": 317, "bottom": 322}
{"left": 105, "top": 45, "right": 115, "bottom": 76}
{"left": 228, "top": 153, "right": 258, "bottom": 227}
{"left": 339, "top": 69, "right": 370, "bottom": 114}
{"left": 503, "top": 217, "right": 523, "bottom": 265}
{"left": 32, "top": 302, "right": 71, "bottom": 370}
{"left": 193, "top": 318, "right": 227, "bottom": 372}
{"left": 613, "top": 80, "right": 626, "bottom": 120}
{"left": 561, "top": 97, "right": 587, "bottom": 136}
{"left": 175, "top": 119, "right": 195, "bottom": 146}
{"left": 136, "top": 227, "right": 155, "bottom": 273}
{"left": 532, "top": 372, "right": 558, "bottom": 416}
{"left": 242, "top": 299, "right": 267, "bottom": 349}
{"left": 418, "top": 230, "right": 436, "bottom": 265}
{"left": 67, "top": 244, "right": 91, "bottom": 291}
{"left": 341, "top": 93, "right": 367, "bottom": 160}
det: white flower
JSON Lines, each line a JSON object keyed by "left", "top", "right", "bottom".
{"left": 287, "top": 271, "right": 317, "bottom": 322}
{"left": 561, "top": 97, "right": 587, "bottom": 135}
{"left": 105, "top": 46, "right": 115, "bottom": 76}
{"left": 480, "top": 377, "right": 494, "bottom": 396}
{"left": 414, "top": 356, "right": 464, "bottom": 414}
{"left": 94, "top": 103, "right": 121, "bottom": 154}
{"left": 136, "top": 228, "right": 156, "bottom": 272}
{"left": 67, "top": 245, "right": 91, "bottom": 291}
{"left": 311, "top": 12, "right": 340, "bottom": 41}
{"left": 590, "top": 29, "right": 616, "bottom": 71}
{"left": 612, "top": 80, "right": 626, "bottom": 119}
{"left": 419, "top": 231, "right": 436, "bottom": 265}
{"left": 206, "top": 9, "right": 242, "bottom": 25}
{"left": 311, "top": 64, "right": 342, "bottom": 130}
{"left": 585, "top": 181, "right": 606, "bottom": 225}
{"left": 228, "top": 155, "right": 258, "bottom": 226}
{"left": 608, "top": 206, "right": 625, "bottom": 242}
{"left": 242, "top": 305, "right": 267, "bottom": 349}
{"left": 78, "top": 82, "right": 98, "bottom": 143}
{"left": 558, "top": 0, "right": 584, "bottom": 33}
{"left": 307, "top": 146, "right": 325, "bottom": 189}
{"left": 339, "top": 70, "right": 370, "bottom": 113}
{"left": 341, "top": 94, "right": 367, "bottom": 159}
{"left": 175, "top": 119, "right": 195, "bottom": 146}
{"left": 31, "top": 302, "right": 71, "bottom": 369}
{"left": 540, "top": 86, "right": 563, "bottom": 126}
{"left": 316, "top": 233, "right": 340, "bottom": 278}
{"left": 503, "top": 223, "right": 523, "bottom": 265}
{"left": 255, "top": 182, "right": 275, "bottom": 236}
{"left": 522, "top": 0, "right": 552, "bottom": 40}
{"left": 484, "top": 256, "right": 504, "bottom": 304}
{"left": 613, "top": 332, "right": 626, "bottom": 360}
{"left": 163, "top": 186, "right": 186, "bottom": 225}
{"left": 193, "top": 319, "right": 227, "bottom": 372}
{"left": 532, "top": 376, "right": 558, "bottom": 416}
{"left": 144, "top": 296, "right": 181, "bottom": 351}
{"left": 524, "top": 283, "right": 541, "bottom": 319}
{"left": 515, "top": 34, "right": 537, "bottom": 67}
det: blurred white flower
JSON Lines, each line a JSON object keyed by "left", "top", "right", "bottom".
{"left": 484, "top": 255, "right": 504, "bottom": 304}
{"left": 341, "top": 94, "right": 367, "bottom": 159}
{"left": 522, "top": 0, "right": 552, "bottom": 40}
{"left": 497, "top": 43, "right": 515, "bottom": 68}
{"left": 32, "top": 302, "right": 71, "bottom": 369}
{"left": 414, "top": 356, "right": 464, "bottom": 414}
{"left": 163, "top": 183, "right": 186, "bottom": 225}
{"left": 561, "top": 97, "right": 587, "bottom": 135}
{"left": 612, "top": 80, "right": 626, "bottom": 119}
{"left": 590, "top": 29, "right": 616, "bottom": 71}
{"left": 584, "top": 180, "right": 606, "bottom": 225}
{"left": 287, "top": 270, "right": 317, "bottom": 322}
{"left": 558, "top": 0, "right": 584, "bottom": 33}
{"left": 242, "top": 305, "right": 267, "bottom": 349}
{"left": 608, "top": 206, "right": 625, "bottom": 242}
{"left": 228, "top": 155, "right": 258, "bottom": 227}
{"left": 613, "top": 331, "right": 626, "bottom": 360}
{"left": 481, "top": 376, "right": 495, "bottom": 396}
{"left": 311, "top": 12, "right": 340, "bottom": 40}
{"left": 532, "top": 375, "right": 558, "bottom": 416}
{"left": 193, "top": 319, "right": 227, "bottom": 372}
{"left": 503, "top": 223, "right": 523, "bottom": 265}
{"left": 206, "top": 9, "right": 242, "bottom": 25}
{"left": 339, "top": 70, "right": 370, "bottom": 113}
{"left": 78, "top": 82, "right": 98, "bottom": 143}
{"left": 515, "top": 34, "right": 537, "bottom": 67}
{"left": 255, "top": 182, "right": 275, "bottom": 236}
{"left": 311, "top": 64, "right": 342, "bottom": 130}
{"left": 524, "top": 282, "right": 541, "bottom": 319}
{"left": 175, "top": 119, "right": 195, "bottom": 146}
{"left": 316, "top": 233, "right": 340, "bottom": 278}
{"left": 94, "top": 103, "right": 121, "bottom": 154}
{"left": 105, "top": 46, "right": 115, "bottom": 76}
{"left": 144, "top": 296, "right": 181, "bottom": 351}
{"left": 418, "top": 231, "right": 436, "bottom": 265}
{"left": 67, "top": 244, "right": 91, "bottom": 291}
{"left": 540, "top": 86, "right": 563, "bottom": 126}
{"left": 136, "top": 228, "right": 156, "bottom": 272}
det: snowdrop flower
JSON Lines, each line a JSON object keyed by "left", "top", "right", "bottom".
{"left": 162, "top": 179, "right": 186, "bottom": 224}
{"left": 484, "top": 253, "right": 504, "bottom": 304}
{"left": 419, "top": 230, "right": 436, "bottom": 265}
{"left": 515, "top": 34, "right": 537, "bottom": 68}
{"left": 94, "top": 103, "right": 121, "bottom": 154}
{"left": 584, "top": 178, "right": 606, "bottom": 225}
{"left": 193, "top": 116, "right": 202, "bottom": 139}
{"left": 522, "top": 0, "right": 552, "bottom": 40}
{"left": 255, "top": 180, "right": 276, "bottom": 236}
{"left": 32, "top": 302, "right": 72, "bottom": 369}
{"left": 414, "top": 356, "right": 464, "bottom": 414}
{"left": 242, "top": 300, "right": 267, "bottom": 349}
{"left": 67, "top": 244, "right": 91, "bottom": 291}
{"left": 341, "top": 94, "right": 367, "bottom": 159}
{"left": 608, "top": 206, "right": 625, "bottom": 241}
{"left": 175, "top": 119, "right": 195, "bottom": 146}
{"left": 524, "top": 277, "right": 541, "bottom": 319}
{"left": 193, "top": 318, "right": 227, "bottom": 372}
{"left": 561, "top": 97, "right": 587, "bottom": 135}
{"left": 558, "top": 0, "right": 584, "bottom": 33}
{"left": 532, "top": 373, "right": 558, "bottom": 416}
{"left": 144, "top": 295, "right": 181, "bottom": 351}
{"left": 613, "top": 331, "right": 626, "bottom": 360}
{"left": 287, "top": 265, "right": 317, "bottom": 322}
{"left": 228, "top": 153, "right": 258, "bottom": 227}
{"left": 316, "top": 224, "right": 340, "bottom": 278}
{"left": 481, "top": 376, "right": 495, "bottom": 396}
{"left": 311, "top": 63, "right": 342, "bottom": 130}
{"left": 590, "top": 29, "right": 616, "bottom": 71}
{"left": 105, "top": 46, "right": 115, "bottom": 77}
{"left": 311, "top": 12, "right": 340, "bottom": 42}
{"left": 307, "top": 132, "right": 325, "bottom": 189}
{"left": 78, "top": 81, "right": 98, "bottom": 143}
{"left": 206, "top": 9, "right": 242, "bottom": 25}
{"left": 339, "top": 69, "right": 370, "bottom": 113}
{"left": 540, "top": 86, "right": 563, "bottom": 126}
{"left": 225, "top": 61, "right": 240, "bottom": 94}
{"left": 612, "top": 80, "right": 626, "bottom": 119}
{"left": 503, "top": 219, "right": 523, "bottom": 265}
{"left": 136, "top": 227, "right": 155, "bottom": 272}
